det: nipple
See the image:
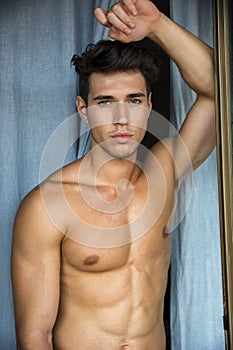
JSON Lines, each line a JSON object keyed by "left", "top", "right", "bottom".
{"left": 83, "top": 255, "right": 99, "bottom": 266}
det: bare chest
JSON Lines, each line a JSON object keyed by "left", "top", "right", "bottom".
{"left": 62, "top": 219, "right": 171, "bottom": 275}
{"left": 66, "top": 174, "right": 173, "bottom": 242}
{"left": 60, "top": 170, "right": 174, "bottom": 272}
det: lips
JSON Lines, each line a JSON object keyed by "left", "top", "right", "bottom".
{"left": 111, "top": 132, "right": 134, "bottom": 142}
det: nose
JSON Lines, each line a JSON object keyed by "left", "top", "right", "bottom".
{"left": 112, "top": 102, "right": 129, "bottom": 125}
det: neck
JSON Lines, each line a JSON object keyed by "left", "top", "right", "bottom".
{"left": 82, "top": 146, "right": 141, "bottom": 188}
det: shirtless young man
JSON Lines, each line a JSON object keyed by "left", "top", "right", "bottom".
{"left": 11, "top": 1, "right": 215, "bottom": 349}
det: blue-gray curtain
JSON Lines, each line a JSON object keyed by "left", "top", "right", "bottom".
{"left": 0, "top": 1, "right": 114, "bottom": 348}
{"left": 0, "top": 0, "right": 225, "bottom": 349}
{"left": 169, "top": 1, "right": 225, "bottom": 349}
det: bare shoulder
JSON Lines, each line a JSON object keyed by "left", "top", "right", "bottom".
{"left": 12, "top": 159, "right": 82, "bottom": 249}
{"left": 15, "top": 185, "right": 50, "bottom": 227}
{"left": 146, "top": 135, "right": 195, "bottom": 188}
{"left": 43, "top": 158, "right": 83, "bottom": 186}
{"left": 13, "top": 185, "right": 64, "bottom": 253}
{"left": 23, "top": 159, "right": 84, "bottom": 238}
{"left": 144, "top": 137, "right": 176, "bottom": 178}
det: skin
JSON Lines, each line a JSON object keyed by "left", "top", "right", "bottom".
{"left": 11, "top": 1, "right": 215, "bottom": 349}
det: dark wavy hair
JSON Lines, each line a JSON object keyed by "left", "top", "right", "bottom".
{"left": 71, "top": 40, "right": 160, "bottom": 104}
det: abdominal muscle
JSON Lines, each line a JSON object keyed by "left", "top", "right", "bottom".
{"left": 52, "top": 237, "right": 169, "bottom": 350}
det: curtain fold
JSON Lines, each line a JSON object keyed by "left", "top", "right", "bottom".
{"left": 1, "top": 1, "right": 226, "bottom": 348}
{"left": 169, "top": 1, "right": 225, "bottom": 349}
{"left": 0, "top": 1, "right": 114, "bottom": 348}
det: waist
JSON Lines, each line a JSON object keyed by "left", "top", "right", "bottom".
{"left": 54, "top": 291, "right": 164, "bottom": 338}
{"left": 53, "top": 309, "right": 165, "bottom": 350}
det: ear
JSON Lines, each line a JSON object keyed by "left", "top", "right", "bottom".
{"left": 76, "top": 96, "right": 88, "bottom": 124}
{"left": 148, "top": 92, "right": 152, "bottom": 110}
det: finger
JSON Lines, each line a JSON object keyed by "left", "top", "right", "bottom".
{"left": 108, "top": 26, "right": 131, "bottom": 43}
{"left": 110, "top": 3, "right": 135, "bottom": 28}
{"left": 107, "top": 11, "right": 132, "bottom": 35}
{"left": 120, "top": 0, "right": 137, "bottom": 16}
{"left": 94, "top": 8, "right": 111, "bottom": 28}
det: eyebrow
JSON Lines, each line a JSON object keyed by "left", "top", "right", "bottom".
{"left": 92, "top": 93, "right": 146, "bottom": 101}
{"left": 93, "top": 95, "right": 114, "bottom": 101}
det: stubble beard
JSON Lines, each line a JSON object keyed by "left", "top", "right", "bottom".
{"left": 97, "top": 139, "right": 139, "bottom": 160}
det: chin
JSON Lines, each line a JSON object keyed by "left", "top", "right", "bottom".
{"left": 102, "top": 147, "right": 138, "bottom": 160}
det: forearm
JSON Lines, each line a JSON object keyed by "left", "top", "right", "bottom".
{"left": 148, "top": 13, "right": 214, "bottom": 99}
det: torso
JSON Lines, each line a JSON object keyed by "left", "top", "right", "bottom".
{"left": 41, "top": 146, "right": 176, "bottom": 350}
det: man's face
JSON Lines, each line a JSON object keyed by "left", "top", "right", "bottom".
{"left": 77, "top": 70, "right": 152, "bottom": 160}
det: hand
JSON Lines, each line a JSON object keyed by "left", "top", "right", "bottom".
{"left": 94, "top": 0, "right": 161, "bottom": 43}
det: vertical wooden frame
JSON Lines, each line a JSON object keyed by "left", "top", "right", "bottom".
{"left": 213, "top": 0, "right": 233, "bottom": 348}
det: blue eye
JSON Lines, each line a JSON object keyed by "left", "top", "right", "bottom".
{"left": 98, "top": 100, "right": 114, "bottom": 107}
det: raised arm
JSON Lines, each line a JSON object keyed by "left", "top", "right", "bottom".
{"left": 95, "top": 0, "right": 215, "bottom": 179}
{"left": 11, "top": 187, "right": 63, "bottom": 350}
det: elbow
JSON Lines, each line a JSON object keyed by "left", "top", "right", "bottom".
{"left": 200, "top": 49, "right": 215, "bottom": 100}
{"left": 16, "top": 329, "right": 53, "bottom": 350}
{"left": 206, "top": 48, "right": 215, "bottom": 100}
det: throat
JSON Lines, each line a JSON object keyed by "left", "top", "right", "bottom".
{"left": 79, "top": 151, "right": 142, "bottom": 189}
{"left": 97, "top": 160, "right": 142, "bottom": 188}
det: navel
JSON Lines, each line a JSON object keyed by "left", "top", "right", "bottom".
{"left": 83, "top": 255, "right": 99, "bottom": 266}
